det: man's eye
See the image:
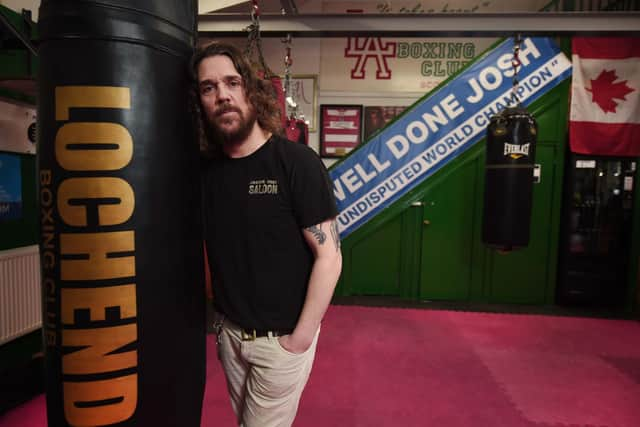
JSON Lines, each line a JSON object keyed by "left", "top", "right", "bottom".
{"left": 201, "top": 86, "right": 213, "bottom": 94}
{"left": 229, "top": 80, "right": 241, "bottom": 87}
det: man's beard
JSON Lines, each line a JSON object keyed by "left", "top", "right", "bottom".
{"left": 206, "top": 103, "right": 257, "bottom": 147}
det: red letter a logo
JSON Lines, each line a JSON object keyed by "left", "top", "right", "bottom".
{"left": 345, "top": 37, "right": 396, "bottom": 80}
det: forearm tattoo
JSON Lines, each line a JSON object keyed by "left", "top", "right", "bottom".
{"left": 306, "top": 224, "right": 326, "bottom": 245}
{"left": 330, "top": 220, "right": 341, "bottom": 251}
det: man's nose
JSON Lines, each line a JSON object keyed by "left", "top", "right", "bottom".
{"left": 216, "top": 84, "right": 232, "bottom": 101}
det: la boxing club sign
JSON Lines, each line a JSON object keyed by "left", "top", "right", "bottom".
{"left": 329, "top": 37, "right": 572, "bottom": 239}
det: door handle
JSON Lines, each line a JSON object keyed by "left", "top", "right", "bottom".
{"left": 423, "top": 220, "right": 431, "bottom": 225}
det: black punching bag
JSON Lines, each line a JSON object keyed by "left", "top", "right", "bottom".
{"left": 37, "top": 1, "right": 205, "bottom": 426}
{"left": 482, "top": 107, "right": 537, "bottom": 252}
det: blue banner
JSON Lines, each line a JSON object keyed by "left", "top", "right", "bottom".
{"left": 329, "top": 37, "right": 572, "bottom": 238}
{"left": 0, "top": 153, "right": 23, "bottom": 221}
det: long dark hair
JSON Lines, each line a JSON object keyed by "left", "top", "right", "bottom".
{"left": 189, "top": 42, "right": 283, "bottom": 158}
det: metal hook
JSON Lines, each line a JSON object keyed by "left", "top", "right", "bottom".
{"left": 510, "top": 34, "right": 523, "bottom": 105}
{"left": 282, "top": 33, "right": 293, "bottom": 67}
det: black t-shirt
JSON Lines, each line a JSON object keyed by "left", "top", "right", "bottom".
{"left": 202, "top": 135, "right": 338, "bottom": 330}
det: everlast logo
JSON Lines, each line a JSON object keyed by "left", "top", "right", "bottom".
{"left": 43, "top": 86, "right": 138, "bottom": 426}
{"left": 503, "top": 142, "right": 530, "bottom": 159}
{"left": 249, "top": 179, "right": 279, "bottom": 195}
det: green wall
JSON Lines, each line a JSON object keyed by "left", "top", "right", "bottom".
{"left": 336, "top": 81, "right": 572, "bottom": 305}
{"left": 333, "top": 36, "right": 640, "bottom": 313}
{"left": 0, "top": 4, "right": 37, "bottom": 82}
{"left": 336, "top": 65, "right": 639, "bottom": 313}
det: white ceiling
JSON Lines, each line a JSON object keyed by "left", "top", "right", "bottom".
{"left": 199, "top": 0, "right": 247, "bottom": 14}
{"left": 2, "top": 1, "right": 628, "bottom": 23}
{"left": 200, "top": 0, "right": 318, "bottom": 14}
{"left": 2, "top": 0, "right": 322, "bottom": 21}
{"left": 198, "top": 0, "right": 560, "bottom": 14}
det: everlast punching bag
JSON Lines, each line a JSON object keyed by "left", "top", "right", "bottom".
{"left": 482, "top": 107, "right": 537, "bottom": 252}
{"left": 37, "top": 1, "right": 205, "bottom": 426}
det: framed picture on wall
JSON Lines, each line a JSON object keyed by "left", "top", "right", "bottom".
{"left": 319, "top": 104, "right": 363, "bottom": 158}
{"left": 363, "top": 106, "right": 407, "bottom": 141}
{"left": 281, "top": 74, "right": 318, "bottom": 132}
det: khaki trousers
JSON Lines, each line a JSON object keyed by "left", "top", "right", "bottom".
{"left": 216, "top": 318, "right": 320, "bottom": 427}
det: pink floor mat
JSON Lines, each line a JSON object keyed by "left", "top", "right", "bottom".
{"left": 2, "top": 305, "right": 639, "bottom": 427}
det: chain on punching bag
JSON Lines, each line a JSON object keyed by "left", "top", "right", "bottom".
{"left": 482, "top": 35, "right": 538, "bottom": 252}
{"left": 246, "top": 0, "right": 287, "bottom": 129}
{"left": 37, "top": 1, "right": 205, "bottom": 426}
{"left": 282, "top": 34, "right": 310, "bottom": 145}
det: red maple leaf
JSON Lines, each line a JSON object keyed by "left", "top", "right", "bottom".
{"left": 586, "top": 69, "right": 635, "bottom": 113}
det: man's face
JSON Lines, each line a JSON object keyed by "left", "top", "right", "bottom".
{"left": 198, "top": 55, "right": 256, "bottom": 145}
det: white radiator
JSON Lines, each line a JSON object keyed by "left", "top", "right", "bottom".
{"left": 0, "top": 245, "right": 42, "bottom": 345}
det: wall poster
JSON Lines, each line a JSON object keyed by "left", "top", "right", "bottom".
{"left": 0, "top": 153, "right": 23, "bottom": 221}
{"left": 319, "top": 104, "right": 363, "bottom": 158}
{"left": 363, "top": 106, "right": 407, "bottom": 141}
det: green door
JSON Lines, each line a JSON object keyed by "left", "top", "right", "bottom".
{"left": 350, "top": 214, "right": 403, "bottom": 296}
{"left": 419, "top": 157, "right": 480, "bottom": 300}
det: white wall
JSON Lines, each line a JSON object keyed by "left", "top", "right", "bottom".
{"left": 202, "top": 36, "right": 427, "bottom": 168}
{"left": 0, "top": 0, "right": 40, "bottom": 20}
{"left": 199, "top": 36, "right": 342, "bottom": 166}
{"left": 1, "top": 1, "right": 451, "bottom": 168}
{"left": 0, "top": 99, "right": 37, "bottom": 155}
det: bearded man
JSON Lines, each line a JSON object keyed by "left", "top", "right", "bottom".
{"left": 191, "top": 42, "right": 342, "bottom": 427}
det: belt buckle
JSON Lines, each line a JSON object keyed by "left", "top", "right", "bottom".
{"left": 241, "top": 329, "right": 257, "bottom": 341}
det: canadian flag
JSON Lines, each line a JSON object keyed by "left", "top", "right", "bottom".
{"left": 569, "top": 37, "right": 640, "bottom": 157}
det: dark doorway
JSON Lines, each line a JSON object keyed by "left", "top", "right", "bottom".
{"left": 557, "top": 154, "right": 636, "bottom": 308}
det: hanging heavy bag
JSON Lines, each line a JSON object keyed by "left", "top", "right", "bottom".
{"left": 254, "top": 68, "right": 287, "bottom": 130}
{"left": 270, "top": 75, "right": 287, "bottom": 129}
{"left": 482, "top": 106, "right": 538, "bottom": 252}
{"left": 285, "top": 117, "right": 309, "bottom": 145}
{"left": 245, "top": 11, "right": 287, "bottom": 131}
{"left": 37, "top": 1, "right": 205, "bottom": 426}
